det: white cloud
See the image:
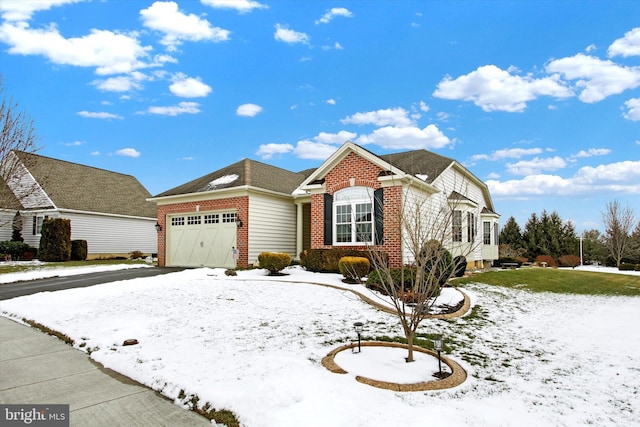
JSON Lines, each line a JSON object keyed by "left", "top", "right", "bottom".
{"left": 571, "top": 148, "right": 611, "bottom": 158}
{"left": 140, "top": 1, "right": 230, "bottom": 51}
{"left": 146, "top": 101, "right": 201, "bottom": 116}
{"left": 293, "top": 140, "right": 338, "bottom": 160}
{"left": 236, "top": 103, "right": 263, "bottom": 117}
{"left": 64, "top": 141, "right": 83, "bottom": 146}
{"left": 313, "top": 131, "right": 356, "bottom": 144}
{"left": 116, "top": 148, "right": 141, "bottom": 158}
{"left": 0, "top": 22, "right": 151, "bottom": 75}
{"left": 418, "top": 101, "right": 430, "bottom": 112}
{"left": 0, "top": 0, "right": 84, "bottom": 22}
{"left": 326, "top": 99, "right": 336, "bottom": 105}
{"left": 546, "top": 54, "right": 640, "bottom": 103}
{"left": 321, "top": 42, "right": 343, "bottom": 51}
{"left": 93, "top": 73, "right": 147, "bottom": 92}
{"left": 471, "top": 147, "right": 544, "bottom": 162}
{"left": 169, "top": 74, "right": 212, "bottom": 98}
{"left": 608, "top": 27, "right": 640, "bottom": 57}
{"left": 77, "top": 111, "right": 123, "bottom": 119}
{"left": 433, "top": 64, "right": 573, "bottom": 112}
{"left": 274, "top": 24, "right": 310, "bottom": 45}
{"left": 506, "top": 156, "right": 567, "bottom": 176}
{"left": 623, "top": 97, "right": 640, "bottom": 121}
{"left": 255, "top": 143, "right": 294, "bottom": 159}
{"left": 90, "top": 151, "right": 101, "bottom": 156}
{"left": 341, "top": 108, "right": 414, "bottom": 127}
{"left": 316, "top": 7, "right": 353, "bottom": 24}
{"left": 356, "top": 124, "right": 452, "bottom": 150}
{"left": 201, "top": 0, "right": 267, "bottom": 13}
{"left": 488, "top": 160, "right": 640, "bottom": 197}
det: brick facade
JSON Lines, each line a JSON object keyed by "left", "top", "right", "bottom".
{"left": 156, "top": 196, "right": 249, "bottom": 267}
{"left": 310, "top": 151, "right": 404, "bottom": 267}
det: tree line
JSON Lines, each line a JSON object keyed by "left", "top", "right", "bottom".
{"left": 499, "top": 200, "right": 640, "bottom": 268}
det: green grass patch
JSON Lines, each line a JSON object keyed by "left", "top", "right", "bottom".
{"left": 456, "top": 268, "right": 640, "bottom": 296}
{"left": 0, "top": 259, "right": 149, "bottom": 275}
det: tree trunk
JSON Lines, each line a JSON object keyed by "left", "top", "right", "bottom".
{"left": 406, "top": 330, "right": 415, "bottom": 363}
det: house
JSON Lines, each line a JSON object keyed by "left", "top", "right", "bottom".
{"left": 150, "top": 142, "right": 499, "bottom": 269}
{"left": 0, "top": 151, "right": 157, "bottom": 258}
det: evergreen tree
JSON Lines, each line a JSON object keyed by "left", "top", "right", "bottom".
{"left": 582, "top": 229, "right": 607, "bottom": 265}
{"left": 522, "top": 212, "right": 540, "bottom": 259}
{"left": 499, "top": 216, "right": 523, "bottom": 249}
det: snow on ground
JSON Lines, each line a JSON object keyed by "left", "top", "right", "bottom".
{"left": 0, "top": 261, "right": 152, "bottom": 284}
{"left": 1, "top": 266, "right": 639, "bottom": 426}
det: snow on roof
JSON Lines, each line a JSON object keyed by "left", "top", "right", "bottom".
{"left": 204, "top": 174, "right": 239, "bottom": 190}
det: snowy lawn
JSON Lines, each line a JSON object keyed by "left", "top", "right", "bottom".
{"left": 1, "top": 266, "right": 639, "bottom": 426}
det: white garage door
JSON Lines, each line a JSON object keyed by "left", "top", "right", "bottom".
{"left": 166, "top": 211, "right": 238, "bottom": 268}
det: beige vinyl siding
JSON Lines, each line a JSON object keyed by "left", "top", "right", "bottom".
{"left": 61, "top": 211, "right": 157, "bottom": 255}
{"left": 0, "top": 211, "right": 17, "bottom": 241}
{"left": 248, "top": 193, "right": 297, "bottom": 265}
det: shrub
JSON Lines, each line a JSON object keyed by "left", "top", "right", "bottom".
{"left": 0, "top": 241, "right": 31, "bottom": 260}
{"left": 619, "top": 263, "right": 640, "bottom": 271}
{"left": 224, "top": 269, "right": 237, "bottom": 276}
{"left": 559, "top": 254, "right": 581, "bottom": 268}
{"left": 70, "top": 240, "right": 88, "bottom": 261}
{"left": 535, "top": 255, "right": 557, "bottom": 267}
{"left": 258, "top": 252, "right": 291, "bottom": 275}
{"left": 453, "top": 255, "right": 467, "bottom": 277}
{"left": 130, "top": 250, "right": 144, "bottom": 259}
{"left": 39, "top": 218, "right": 71, "bottom": 262}
{"left": 338, "top": 256, "right": 370, "bottom": 283}
{"left": 420, "top": 240, "right": 454, "bottom": 286}
{"left": 300, "top": 248, "right": 388, "bottom": 273}
{"left": 366, "top": 267, "right": 417, "bottom": 295}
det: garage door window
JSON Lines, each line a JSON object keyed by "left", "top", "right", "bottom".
{"left": 187, "top": 215, "right": 202, "bottom": 225}
{"left": 171, "top": 217, "right": 185, "bottom": 226}
{"left": 222, "top": 213, "right": 237, "bottom": 223}
{"left": 204, "top": 214, "right": 219, "bottom": 224}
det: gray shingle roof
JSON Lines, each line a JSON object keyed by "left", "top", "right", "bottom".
{"left": 379, "top": 149, "right": 454, "bottom": 184}
{"left": 155, "top": 158, "right": 309, "bottom": 197}
{"left": 12, "top": 151, "right": 156, "bottom": 218}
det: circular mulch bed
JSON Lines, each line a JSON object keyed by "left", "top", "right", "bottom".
{"left": 322, "top": 341, "right": 467, "bottom": 392}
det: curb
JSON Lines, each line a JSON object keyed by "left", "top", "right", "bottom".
{"left": 321, "top": 341, "right": 467, "bottom": 392}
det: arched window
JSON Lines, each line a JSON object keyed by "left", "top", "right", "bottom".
{"left": 334, "top": 187, "right": 374, "bottom": 245}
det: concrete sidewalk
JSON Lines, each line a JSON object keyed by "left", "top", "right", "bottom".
{"left": 0, "top": 316, "right": 210, "bottom": 426}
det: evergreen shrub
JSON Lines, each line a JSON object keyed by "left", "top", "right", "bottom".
{"left": 71, "top": 240, "right": 88, "bottom": 261}
{"left": 39, "top": 218, "right": 71, "bottom": 262}
{"left": 258, "top": 252, "right": 291, "bottom": 275}
{"left": 338, "top": 256, "right": 370, "bottom": 283}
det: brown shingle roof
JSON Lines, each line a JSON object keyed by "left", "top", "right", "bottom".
{"left": 155, "top": 158, "right": 308, "bottom": 197}
{"left": 12, "top": 151, "right": 156, "bottom": 218}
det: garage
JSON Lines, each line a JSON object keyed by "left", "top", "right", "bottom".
{"left": 166, "top": 211, "right": 238, "bottom": 268}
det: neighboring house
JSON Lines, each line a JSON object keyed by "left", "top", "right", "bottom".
{"left": 150, "top": 142, "right": 499, "bottom": 269}
{"left": 0, "top": 151, "right": 157, "bottom": 258}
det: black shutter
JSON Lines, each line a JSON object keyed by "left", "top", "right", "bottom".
{"left": 32, "top": 216, "right": 36, "bottom": 235}
{"left": 374, "top": 188, "right": 384, "bottom": 245}
{"left": 323, "top": 193, "right": 333, "bottom": 246}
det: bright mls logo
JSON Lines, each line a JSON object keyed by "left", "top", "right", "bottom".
{"left": 1, "top": 405, "right": 69, "bottom": 426}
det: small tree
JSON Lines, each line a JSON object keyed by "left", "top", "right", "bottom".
{"left": 602, "top": 200, "right": 635, "bottom": 268}
{"left": 11, "top": 211, "right": 23, "bottom": 242}
{"left": 366, "top": 179, "right": 481, "bottom": 363}
{"left": 39, "top": 218, "right": 71, "bottom": 262}
{"left": 0, "top": 75, "right": 40, "bottom": 228}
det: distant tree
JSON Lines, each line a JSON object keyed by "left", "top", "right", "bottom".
{"left": 522, "top": 213, "right": 540, "bottom": 259}
{"left": 0, "top": 74, "right": 40, "bottom": 227}
{"left": 627, "top": 221, "right": 640, "bottom": 263}
{"left": 601, "top": 200, "right": 636, "bottom": 268}
{"left": 581, "top": 229, "right": 608, "bottom": 265}
{"left": 499, "top": 216, "right": 523, "bottom": 250}
{"left": 560, "top": 219, "right": 579, "bottom": 258}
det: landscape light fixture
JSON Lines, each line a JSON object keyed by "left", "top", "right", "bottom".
{"left": 154, "top": 222, "right": 162, "bottom": 232}
{"left": 433, "top": 335, "right": 443, "bottom": 377}
{"left": 353, "top": 321, "right": 364, "bottom": 353}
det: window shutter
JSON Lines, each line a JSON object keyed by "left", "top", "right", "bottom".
{"left": 33, "top": 216, "right": 37, "bottom": 235}
{"left": 374, "top": 188, "right": 384, "bottom": 245}
{"left": 323, "top": 193, "right": 333, "bottom": 246}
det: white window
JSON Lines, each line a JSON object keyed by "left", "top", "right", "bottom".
{"left": 334, "top": 187, "right": 374, "bottom": 245}
{"left": 32, "top": 215, "right": 45, "bottom": 235}
{"left": 483, "top": 221, "right": 491, "bottom": 245}
{"left": 222, "top": 213, "right": 237, "bottom": 223}
{"left": 452, "top": 210, "right": 462, "bottom": 242}
{"left": 187, "top": 215, "right": 201, "bottom": 225}
{"left": 467, "top": 212, "right": 476, "bottom": 243}
{"left": 204, "top": 214, "right": 219, "bottom": 224}
{"left": 171, "top": 217, "right": 185, "bottom": 226}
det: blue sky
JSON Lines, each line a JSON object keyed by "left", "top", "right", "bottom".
{"left": 1, "top": 0, "right": 638, "bottom": 233}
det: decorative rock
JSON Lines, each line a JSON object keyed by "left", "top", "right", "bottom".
{"left": 123, "top": 339, "right": 139, "bottom": 346}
